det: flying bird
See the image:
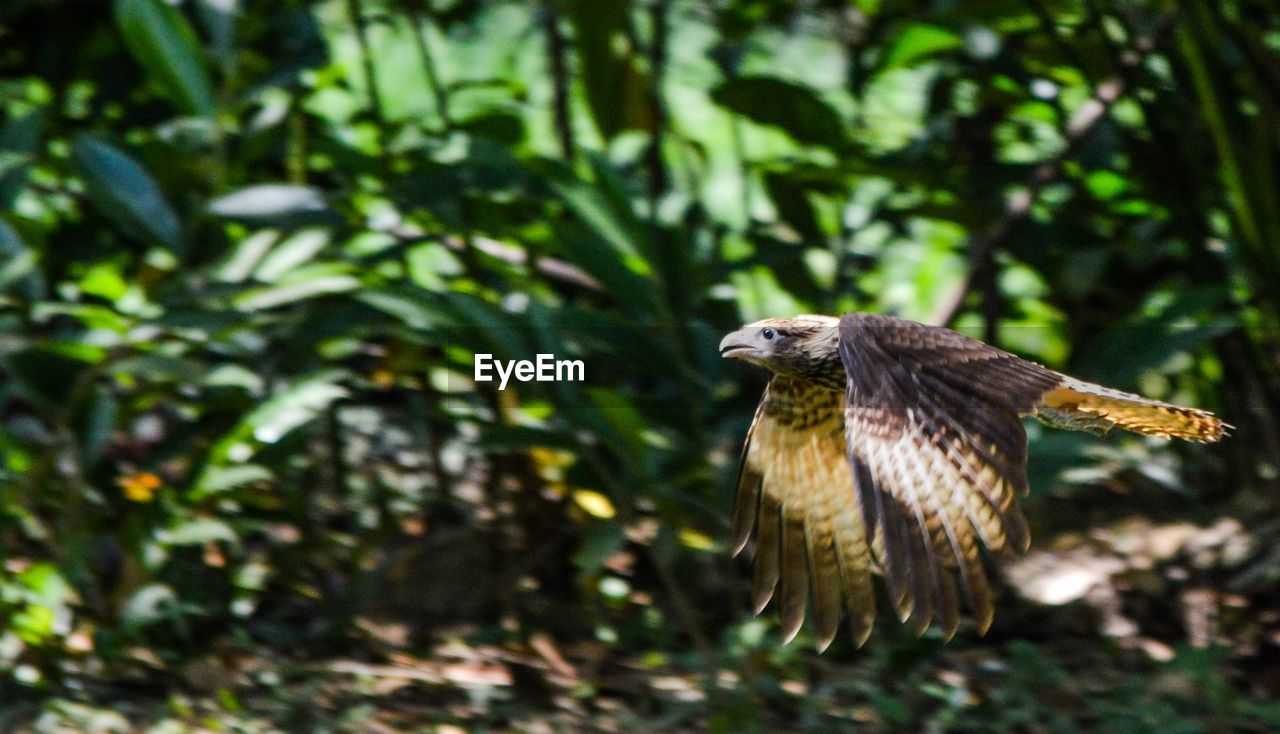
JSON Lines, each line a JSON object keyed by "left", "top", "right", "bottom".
{"left": 719, "top": 312, "right": 1227, "bottom": 650}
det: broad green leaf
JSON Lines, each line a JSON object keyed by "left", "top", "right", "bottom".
{"left": 556, "top": 224, "right": 661, "bottom": 318}
{"left": 564, "top": 0, "right": 652, "bottom": 139}
{"left": 584, "top": 387, "right": 648, "bottom": 457}
{"left": 16, "top": 563, "right": 75, "bottom": 606}
{"left": 77, "top": 261, "right": 130, "bottom": 301}
{"left": 436, "top": 290, "right": 537, "bottom": 360}
{"left": 0, "top": 217, "right": 44, "bottom": 300}
{"left": 547, "top": 170, "right": 651, "bottom": 274}
{"left": 115, "top": 0, "right": 217, "bottom": 117}
{"left": 199, "top": 372, "right": 346, "bottom": 480}
{"left": 217, "top": 230, "right": 280, "bottom": 283}
{"left": 10, "top": 603, "right": 55, "bottom": 645}
{"left": 883, "top": 24, "right": 963, "bottom": 68}
{"left": 202, "top": 364, "right": 264, "bottom": 392}
{"left": 729, "top": 266, "right": 808, "bottom": 324}
{"left": 110, "top": 354, "right": 205, "bottom": 383}
{"left": 214, "top": 371, "right": 349, "bottom": 460}
{"left": 121, "top": 584, "right": 179, "bottom": 627}
{"left": 712, "top": 76, "right": 848, "bottom": 150}
{"left": 4, "top": 346, "right": 103, "bottom": 415}
{"left": 73, "top": 384, "right": 117, "bottom": 468}
{"left": 11, "top": 564, "right": 74, "bottom": 644}
{"left": 763, "top": 173, "right": 824, "bottom": 240}
{"left": 253, "top": 228, "right": 331, "bottom": 281}
{"left": 152, "top": 309, "right": 248, "bottom": 337}
{"left": 1071, "top": 287, "right": 1235, "bottom": 387}
{"left": 160, "top": 518, "right": 239, "bottom": 546}
{"left": 193, "top": 464, "right": 273, "bottom": 497}
{"left": 235, "top": 273, "right": 360, "bottom": 310}
{"left": 71, "top": 136, "right": 184, "bottom": 253}
{"left": 456, "top": 111, "right": 526, "bottom": 146}
{"left": 208, "top": 184, "right": 334, "bottom": 226}
{"left": 33, "top": 303, "right": 135, "bottom": 333}
{"left": 542, "top": 162, "right": 665, "bottom": 318}
{"left": 0, "top": 108, "right": 42, "bottom": 209}
{"left": 356, "top": 288, "right": 456, "bottom": 332}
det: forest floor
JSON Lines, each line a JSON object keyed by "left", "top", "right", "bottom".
{"left": 4, "top": 502, "right": 1280, "bottom": 734}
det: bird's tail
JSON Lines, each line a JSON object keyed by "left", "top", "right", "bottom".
{"left": 1035, "top": 376, "right": 1229, "bottom": 443}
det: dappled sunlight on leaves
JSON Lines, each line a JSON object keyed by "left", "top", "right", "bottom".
{"left": 1, "top": 0, "right": 1277, "bottom": 730}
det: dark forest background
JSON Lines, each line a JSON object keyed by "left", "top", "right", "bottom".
{"left": 2, "top": 0, "right": 1280, "bottom": 731}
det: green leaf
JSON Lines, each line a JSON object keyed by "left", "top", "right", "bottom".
{"left": 883, "top": 24, "right": 963, "bottom": 69}
{"left": 557, "top": 224, "right": 661, "bottom": 318}
{"left": 712, "top": 76, "right": 848, "bottom": 150}
{"left": 216, "top": 230, "right": 279, "bottom": 282}
{"left": 4, "top": 345, "right": 102, "bottom": 414}
{"left": 763, "top": 173, "right": 824, "bottom": 240}
{"left": 207, "top": 184, "right": 334, "bottom": 226}
{"left": 11, "top": 564, "right": 74, "bottom": 645}
{"left": 35, "top": 303, "right": 135, "bottom": 333}
{"left": 564, "top": 0, "right": 652, "bottom": 140}
{"left": 252, "top": 228, "right": 331, "bottom": 281}
{"left": 584, "top": 387, "right": 648, "bottom": 456}
{"left": 192, "top": 464, "right": 273, "bottom": 497}
{"left": 235, "top": 273, "right": 360, "bottom": 310}
{"left": 16, "top": 563, "right": 75, "bottom": 606}
{"left": 110, "top": 354, "right": 205, "bottom": 383}
{"left": 541, "top": 161, "right": 665, "bottom": 318}
{"left": 0, "top": 217, "right": 44, "bottom": 300}
{"left": 78, "top": 260, "right": 130, "bottom": 301}
{"left": 729, "top": 266, "right": 808, "bottom": 324}
{"left": 405, "top": 242, "right": 464, "bottom": 290}
{"left": 435, "top": 291, "right": 536, "bottom": 359}
{"left": 572, "top": 524, "right": 626, "bottom": 571}
{"left": 115, "top": 0, "right": 217, "bottom": 117}
{"left": 0, "top": 108, "right": 42, "bottom": 209}
{"left": 356, "top": 288, "right": 455, "bottom": 332}
{"left": 1071, "top": 287, "right": 1235, "bottom": 387}
{"left": 212, "top": 372, "right": 348, "bottom": 461}
{"left": 546, "top": 166, "right": 651, "bottom": 274}
{"left": 121, "top": 584, "right": 179, "bottom": 627}
{"left": 71, "top": 136, "right": 184, "bottom": 253}
{"left": 73, "top": 384, "right": 117, "bottom": 468}
{"left": 160, "top": 518, "right": 239, "bottom": 546}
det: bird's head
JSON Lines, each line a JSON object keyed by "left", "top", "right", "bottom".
{"left": 719, "top": 315, "right": 840, "bottom": 376}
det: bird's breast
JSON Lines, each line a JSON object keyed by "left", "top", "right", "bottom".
{"left": 765, "top": 377, "right": 846, "bottom": 434}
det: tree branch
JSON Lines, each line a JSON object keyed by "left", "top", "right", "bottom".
{"left": 441, "top": 233, "right": 603, "bottom": 292}
{"left": 933, "top": 78, "right": 1125, "bottom": 331}
{"left": 544, "top": 3, "right": 575, "bottom": 161}
{"left": 645, "top": 0, "right": 670, "bottom": 213}
{"left": 345, "top": 0, "right": 386, "bottom": 124}
{"left": 406, "top": 7, "right": 451, "bottom": 129}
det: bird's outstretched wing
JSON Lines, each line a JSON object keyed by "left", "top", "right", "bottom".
{"left": 731, "top": 378, "right": 877, "bottom": 650}
{"left": 733, "top": 312, "right": 1227, "bottom": 647}
{"left": 837, "top": 312, "right": 1064, "bottom": 638}
{"left": 838, "top": 312, "right": 1228, "bottom": 638}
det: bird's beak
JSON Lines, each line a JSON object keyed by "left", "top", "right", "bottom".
{"left": 719, "top": 328, "right": 756, "bottom": 360}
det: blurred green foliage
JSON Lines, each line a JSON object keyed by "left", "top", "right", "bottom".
{"left": 1, "top": 0, "right": 1279, "bottom": 729}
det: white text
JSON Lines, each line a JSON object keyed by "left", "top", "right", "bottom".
{"left": 474, "top": 353, "right": 585, "bottom": 390}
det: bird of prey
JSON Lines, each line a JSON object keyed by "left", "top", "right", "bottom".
{"left": 719, "top": 312, "right": 1227, "bottom": 650}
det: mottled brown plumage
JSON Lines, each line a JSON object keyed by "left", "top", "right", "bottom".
{"left": 720, "top": 313, "right": 1228, "bottom": 649}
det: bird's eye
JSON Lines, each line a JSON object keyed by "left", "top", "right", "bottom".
{"left": 761, "top": 327, "right": 776, "bottom": 340}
